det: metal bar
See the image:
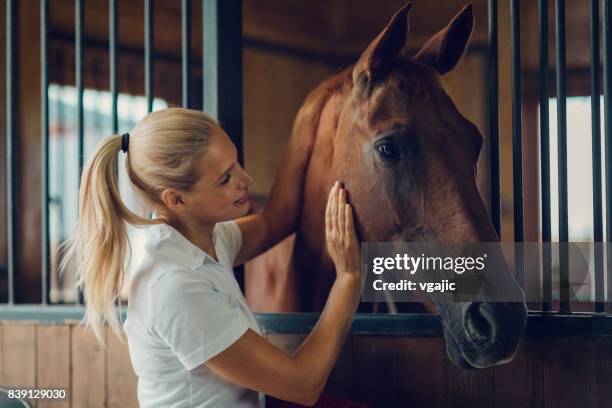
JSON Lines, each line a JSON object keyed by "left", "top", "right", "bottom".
{"left": 604, "top": 0, "right": 612, "bottom": 313}
{"left": 182, "top": 0, "right": 191, "bottom": 108}
{"left": 145, "top": 0, "right": 153, "bottom": 113}
{"left": 591, "top": 0, "right": 605, "bottom": 313}
{"left": 110, "top": 0, "right": 118, "bottom": 133}
{"left": 510, "top": 0, "right": 524, "bottom": 289}
{"left": 75, "top": 0, "right": 84, "bottom": 305}
{"left": 556, "top": 0, "right": 570, "bottom": 314}
{"left": 203, "top": 0, "right": 243, "bottom": 164}
{"left": 203, "top": 0, "right": 245, "bottom": 289}
{"left": 41, "top": 0, "right": 50, "bottom": 305}
{"left": 539, "top": 0, "right": 553, "bottom": 312}
{"left": 0, "top": 306, "right": 610, "bottom": 337}
{"left": 5, "top": 0, "right": 18, "bottom": 305}
{"left": 76, "top": 0, "right": 84, "bottom": 176}
{"left": 488, "top": 0, "right": 501, "bottom": 237}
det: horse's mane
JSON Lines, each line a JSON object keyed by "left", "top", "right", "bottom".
{"left": 290, "top": 66, "right": 354, "bottom": 142}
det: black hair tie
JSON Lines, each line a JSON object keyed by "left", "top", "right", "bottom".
{"left": 121, "top": 133, "right": 130, "bottom": 153}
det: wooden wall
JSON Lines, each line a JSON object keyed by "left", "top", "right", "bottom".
{"left": 0, "top": 322, "right": 610, "bottom": 408}
{"left": 270, "top": 333, "right": 612, "bottom": 408}
{"left": 0, "top": 322, "right": 137, "bottom": 408}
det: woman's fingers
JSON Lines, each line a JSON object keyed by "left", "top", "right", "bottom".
{"left": 330, "top": 182, "right": 339, "bottom": 231}
{"left": 337, "top": 187, "right": 346, "bottom": 238}
{"left": 325, "top": 181, "right": 337, "bottom": 234}
{"left": 345, "top": 203, "right": 354, "bottom": 239}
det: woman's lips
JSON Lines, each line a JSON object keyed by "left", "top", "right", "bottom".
{"left": 234, "top": 192, "right": 249, "bottom": 205}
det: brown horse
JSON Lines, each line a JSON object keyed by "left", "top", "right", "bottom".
{"left": 246, "top": 3, "right": 527, "bottom": 369}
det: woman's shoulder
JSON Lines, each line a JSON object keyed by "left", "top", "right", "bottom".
{"left": 213, "top": 220, "right": 242, "bottom": 263}
{"left": 150, "top": 265, "right": 213, "bottom": 296}
{"left": 213, "top": 219, "right": 240, "bottom": 242}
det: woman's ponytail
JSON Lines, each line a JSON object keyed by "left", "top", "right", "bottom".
{"left": 61, "top": 108, "right": 218, "bottom": 347}
{"left": 61, "top": 134, "right": 160, "bottom": 347}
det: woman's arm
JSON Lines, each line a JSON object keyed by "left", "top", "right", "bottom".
{"left": 207, "top": 183, "right": 361, "bottom": 405}
{"left": 233, "top": 104, "right": 316, "bottom": 267}
{"left": 206, "top": 277, "right": 359, "bottom": 405}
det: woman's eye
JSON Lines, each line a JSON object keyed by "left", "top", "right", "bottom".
{"left": 375, "top": 141, "right": 403, "bottom": 161}
{"left": 220, "top": 174, "right": 231, "bottom": 185}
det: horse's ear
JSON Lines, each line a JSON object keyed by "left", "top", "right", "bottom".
{"left": 415, "top": 4, "right": 474, "bottom": 75}
{"left": 352, "top": 3, "right": 412, "bottom": 91}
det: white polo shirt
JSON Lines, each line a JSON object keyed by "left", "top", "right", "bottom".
{"left": 123, "top": 220, "right": 262, "bottom": 408}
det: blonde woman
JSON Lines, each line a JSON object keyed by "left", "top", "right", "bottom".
{"left": 64, "top": 108, "right": 362, "bottom": 407}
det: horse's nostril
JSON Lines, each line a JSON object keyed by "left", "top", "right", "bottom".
{"left": 464, "top": 302, "right": 494, "bottom": 347}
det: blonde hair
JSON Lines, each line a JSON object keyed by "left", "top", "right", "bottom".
{"left": 61, "top": 107, "right": 219, "bottom": 346}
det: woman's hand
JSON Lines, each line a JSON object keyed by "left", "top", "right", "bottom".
{"left": 325, "top": 181, "right": 361, "bottom": 282}
{"left": 206, "top": 181, "right": 361, "bottom": 406}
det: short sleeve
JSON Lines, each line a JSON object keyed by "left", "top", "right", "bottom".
{"left": 215, "top": 220, "right": 243, "bottom": 265}
{"left": 149, "top": 270, "right": 249, "bottom": 371}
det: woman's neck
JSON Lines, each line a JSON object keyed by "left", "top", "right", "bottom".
{"left": 166, "top": 216, "right": 218, "bottom": 262}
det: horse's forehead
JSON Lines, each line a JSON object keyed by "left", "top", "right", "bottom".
{"left": 360, "top": 64, "right": 447, "bottom": 125}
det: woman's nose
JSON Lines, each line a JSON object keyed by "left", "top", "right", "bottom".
{"left": 237, "top": 167, "right": 253, "bottom": 188}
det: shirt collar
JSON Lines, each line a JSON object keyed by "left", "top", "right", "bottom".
{"left": 147, "top": 221, "right": 219, "bottom": 269}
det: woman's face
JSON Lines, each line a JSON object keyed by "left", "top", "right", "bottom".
{"left": 180, "top": 128, "right": 253, "bottom": 224}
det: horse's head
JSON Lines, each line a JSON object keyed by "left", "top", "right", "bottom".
{"left": 334, "top": 3, "right": 527, "bottom": 369}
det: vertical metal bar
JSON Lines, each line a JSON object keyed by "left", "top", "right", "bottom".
{"left": 603, "top": 0, "right": 612, "bottom": 313}
{"left": 145, "top": 0, "right": 153, "bottom": 113}
{"left": 75, "top": 0, "right": 84, "bottom": 304}
{"left": 556, "top": 0, "right": 570, "bottom": 314}
{"left": 591, "top": 0, "right": 605, "bottom": 313}
{"left": 203, "top": 0, "right": 218, "bottom": 120}
{"left": 76, "top": 0, "right": 84, "bottom": 176}
{"left": 510, "top": 0, "right": 524, "bottom": 288}
{"left": 41, "top": 0, "right": 50, "bottom": 305}
{"left": 5, "top": 0, "right": 17, "bottom": 305}
{"left": 539, "top": 0, "right": 553, "bottom": 312}
{"left": 110, "top": 0, "right": 118, "bottom": 133}
{"left": 203, "top": 0, "right": 243, "bottom": 164}
{"left": 488, "top": 0, "right": 501, "bottom": 237}
{"left": 203, "top": 0, "right": 245, "bottom": 289}
{"left": 182, "top": 0, "right": 191, "bottom": 108}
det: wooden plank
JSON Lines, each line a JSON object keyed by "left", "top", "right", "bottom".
{"left": 394, "top": 337, "right": 446, "bottom": 408}
{"left": 0, "top": 325, "right": 3, "bottom": 384}
{"left": 71, "top": 324, "right": 106, "bottom": 407}
{"left": 444, "top": 344, "right": 495, "bottom": 408}
{"left": 36, "top": 325, "right": 70, "bottom": 408}
{"left": 543, "top": 337, "right": 597, "bottom": 408}
{"left": 494, "top": 337, "right": 544, "bottom": 408}
{"left": 1, "top": 324, "right": 36, "bottom": 388}
{"left": 324, "top": 334, "right": 354, "bottom": 399}
{"left": 596, "top": 338, "right": 612, "bottom": 408}
{"left": 349, "top": 336, "right": 393, "bottom": 406}
{"left": 106, "top": 326, "right": 138, "bottom": 408}
{"left": 351, "top": 336, "right": 445, "bottom": 408}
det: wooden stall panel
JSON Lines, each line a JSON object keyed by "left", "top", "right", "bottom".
{"left": 1, "top": 324, "right": 36, "bottom": 388}
{"left": 494, "top": 337, "right": 545, "bottom": 408}
{"left": 324, "top": 334, "right": 354, "bottom": 399}
{"left": 37, "top": 325, "right": 70, "bottom": 408}
{"left": 106, "top": 327, "right": 138, "bottom": 408}
{"left": 596, "top": 338, "right": 612, "bottom": 407}
{"left": 0, "top": 325, "right": 3, "bottom": 385}
{"left": 544, "top": 337, "right": 598, "bottom": 408}
{"left": 71, "top": 324, "right": 106, "bottom": 407}
{"left": 351, "top": 336, "right": 446, "bottom": 408}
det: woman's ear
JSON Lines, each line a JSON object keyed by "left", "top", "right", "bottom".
{"left": 160, "top": 188, "right": 186, "bottom": 210}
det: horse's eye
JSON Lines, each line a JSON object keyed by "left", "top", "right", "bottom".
{"left": 375, "top": 141, "right": 403, "bottom": 161}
